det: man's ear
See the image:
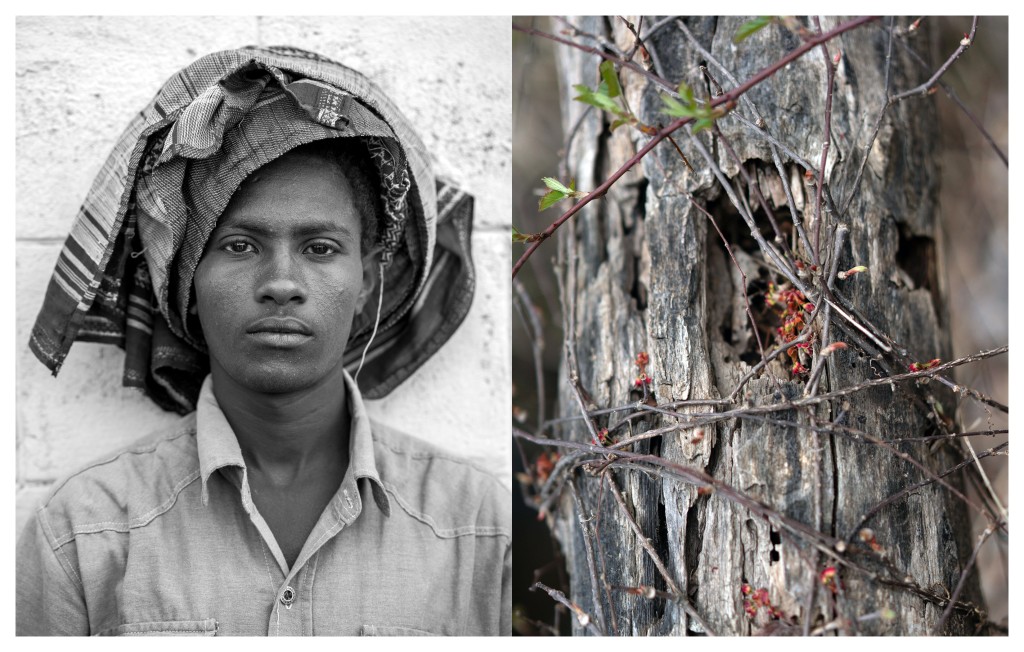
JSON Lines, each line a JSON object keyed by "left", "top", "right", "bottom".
{"left": 355, "top": 246, "right": 382, "bottom": 314}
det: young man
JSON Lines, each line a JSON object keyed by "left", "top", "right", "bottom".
{"left": 17, "top": 46, "right": 509, "bottom": 636}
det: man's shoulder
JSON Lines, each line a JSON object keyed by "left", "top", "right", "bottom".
{"left": 370, "top": 420, "right": 510, "bottom": 540}
{"left": 33, "top": 413, "right": 201, "bottom": 546}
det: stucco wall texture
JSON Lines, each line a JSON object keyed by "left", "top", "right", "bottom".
{"left": 15, "top": 16, "right": 511, "bottom": 536}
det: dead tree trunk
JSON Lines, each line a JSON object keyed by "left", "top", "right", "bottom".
{"left": 550, "top": 16, "right": 985, "bottom": 635}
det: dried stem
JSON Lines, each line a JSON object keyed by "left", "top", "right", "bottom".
{"left": 569, "top": 478, "right": 607, "bottom": 635}
{"left": 850, "top": 442, "right": 1007, "bottom": 539}
{"left": 531, "top": 582, "right": 604, "bottom": 635}
{"left": 512, "top": 278, "right": 546, "bottom": 432}
{"left": 544, "top": 347, "right": 1006, "bottom": 429}
{"left": 811, "top": 16, "right": 837, "bottom": 262}
{"left": 960, "top": 435, "right": 1009, "bottom": 524}
{"left": 886, "top": 19, "right": 1007, "bottom": 166}
{"left": 931, "top": 525, "right": 993, "bottom": 635}
{"left": 891, "top": 17, "right": 978, "bottom": 101}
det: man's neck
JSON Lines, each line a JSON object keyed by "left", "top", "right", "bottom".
{"left": 208, "top": 363, "right": 352, "bottom": 488}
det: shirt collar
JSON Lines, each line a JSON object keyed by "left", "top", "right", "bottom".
{"left": 195, "top": 371, "right": 390, "bottom": 516}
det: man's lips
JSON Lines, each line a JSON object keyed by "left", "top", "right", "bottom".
{"left": 245, "top": 317, "right": 313, "bottom": 336}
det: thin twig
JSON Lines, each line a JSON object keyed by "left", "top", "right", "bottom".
{"left": 887, "top": 429, "right": 1006, "bottom": 443}
{"left": 570, "top": 478, "right": 607, "bottom": 635}
{"left": 709, "top": 410, "right": 1002, "bottom": 530}
{"left": 539, "top": 397, "right": 730, "bottom": 431}
{"left": 885, "top": 20, "right": 1007, "bottom": 166}
{"left": 849, "top": 442, "right": 1007, "bottom": 538}
{"left": 617, "top": 16, "right": 644, "bottom": 61}
{"left": 811, "top": 17, "right": 837, "bottom": 263}
{"left": 516, "top": 21, "right": 673, "bottom": 93}
{"left": 713, "top": 125, "right": 794, "bottom": 262}
{"left": 518, "top": 432, "right": 844, "bottom": 558}
{"left": 531, "top": 581, "right": 604, "bottom": 635}
{"left": 545, "top": 346, "right": 1006, "bottom": 431}
{"left": 513, "top": 278, "right": 546, "bottom": 432}
{"left": 931, "top": 525, "right": 993, "bottom": 635}
{"left": 960, "top": 434, "right": 1009, "bottom": 524}
{"left": 882, "top": 16, "right": 895, "bottom": 96}
{"left": 891, "top": 17, "right": 978, "bottom": 101}
{"left": 766, "top": 135, "right": 817, "bottom": 262}
{"left": 805, "top": 225, "right": 847, "bottom": 394}
{"left": 727, "top": 329, "right": 816, "bottom": 402}
{"left": 607, "top": 422, "right": 681, "bottom": 449}
{"left": 640, "top": 15, "right": 679, "bottom": 42}
{"left": 591, "top": 473, "right": 619, "bottom": 635}
{"left": 938, "top": 79, "right": 1008, "bottom": 166}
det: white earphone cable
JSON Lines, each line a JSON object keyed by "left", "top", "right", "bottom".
{"left": 353, "top": 263, "right": 385, "bottom": 383}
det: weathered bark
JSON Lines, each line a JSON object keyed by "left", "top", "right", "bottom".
{"left": 552, "top": 16, "right": 982, "bottom": 635}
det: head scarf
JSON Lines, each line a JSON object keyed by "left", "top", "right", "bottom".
{"left": 29, "top": 46, "right": 475, "bottom": 414}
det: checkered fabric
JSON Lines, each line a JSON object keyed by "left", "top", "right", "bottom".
{"left": 29, "top": 46, "right": 475, "bottom": 413}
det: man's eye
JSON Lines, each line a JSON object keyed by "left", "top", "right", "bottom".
{"left": 306, "top": 242, "right": 338, "bottom": 255}
{"left": 223, "top": 241, "right": 256, "bottom": 254}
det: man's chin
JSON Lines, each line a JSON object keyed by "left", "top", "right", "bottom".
{"left": 241, "top": 374, "right": 316, "bottom": 395}
{"left": 213, "top": 360, "right": 345, "bottom": 398}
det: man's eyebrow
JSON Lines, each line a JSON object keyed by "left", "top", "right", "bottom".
{"left": 291, "top": 220, "right": 358, "bottom": 238}
{"left": 214, "top": 218, "right": 358, "bottom": 239}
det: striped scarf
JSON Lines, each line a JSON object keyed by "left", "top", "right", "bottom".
{"left": 29, "top": 46, "right": 475, "bottom": 413}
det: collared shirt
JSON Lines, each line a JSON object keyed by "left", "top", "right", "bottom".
{"left": 16, "top": 372, "right": 511, "bottom": 636}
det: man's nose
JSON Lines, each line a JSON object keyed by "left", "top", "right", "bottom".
{"left": 255, "top": 251, "right": 307, "bottom": 304}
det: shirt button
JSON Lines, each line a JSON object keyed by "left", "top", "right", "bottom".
{"left": 280, "top": 586, "right": 296, "bottom": 607}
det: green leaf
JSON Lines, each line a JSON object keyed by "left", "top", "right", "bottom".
{"left": 599, "top": 60, "right": 621, "bottom": 98}
{"left": 692, "top": 117, "right": 715, "bottom": 133}
{"left": 573, "top": 89, "right": 621, "bottom": 114}
{"left": 609, "top": 117, "right": 630, "bottom": 132}
{"left": 677, "top": 81, "right": 694, "bottom": 106}
{"left": 512, "top": 225, "right": 541, "bottom": 243}
{"left": 660, "top": 94, "right": 693, "bottom": 118}
{"left": 541, "top": 177, "right": 573, "bottom": 194}
{"left": 513, "top": 226, "right": 543, "bottom": 243}
{"left": 573, "top": 78, "right": 630, "bottom": 117}
{"left": 538, "top": 189, "right": 566, "bottom": 212}
{"left": 733, "top": 16, "right": 774, "bottom": 43}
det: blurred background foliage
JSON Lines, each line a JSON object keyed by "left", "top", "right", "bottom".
{"left": 511, "top": 16, "right": 1007, "bottom": 634}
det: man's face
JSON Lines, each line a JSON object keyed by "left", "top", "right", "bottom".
{"left": 193, "top": 147, "right": 369, "bottom": 395}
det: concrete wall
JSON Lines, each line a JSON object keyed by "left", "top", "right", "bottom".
{"left": 15, "top": 16, "right": 511, "bottom": 536}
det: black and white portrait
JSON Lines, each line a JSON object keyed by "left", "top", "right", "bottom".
{"left": 15, "top": 15, "right": 511, "bottom": 636}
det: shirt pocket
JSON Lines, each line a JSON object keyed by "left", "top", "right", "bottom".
{"left": 360, "top": 624, "right": 439, "bottom": 636}
{"left": 96, "top": 619, "right": 218, "bottom": 636}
